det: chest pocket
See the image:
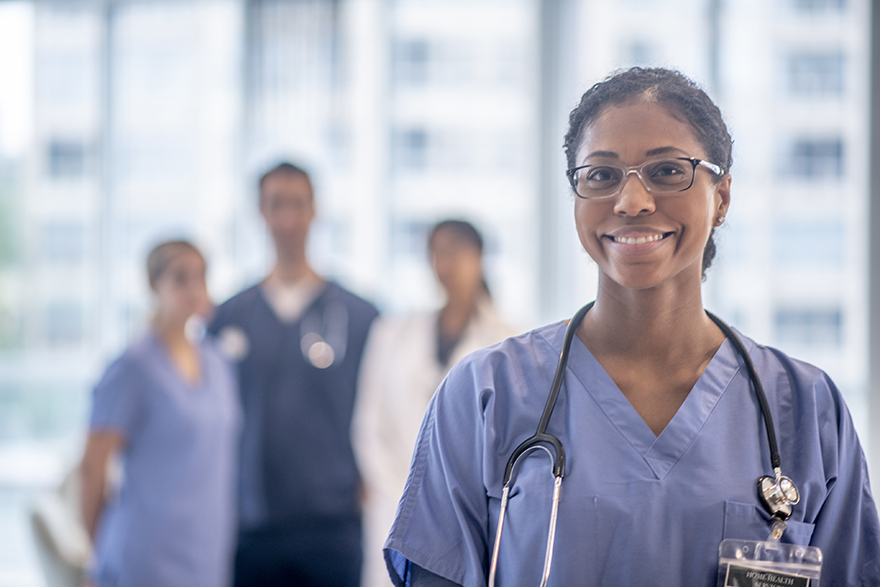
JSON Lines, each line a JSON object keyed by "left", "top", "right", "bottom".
{"left": 722, "top": 500, "right": 815, "bottom": 545}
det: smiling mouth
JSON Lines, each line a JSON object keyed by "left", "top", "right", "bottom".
{"left": 608, "top": 232, "right": 673, "bottom": 245}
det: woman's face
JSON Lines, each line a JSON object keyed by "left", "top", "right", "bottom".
{"left": 152, "top": 249, "right": 210, "bottom": 326}
{"left": 430, "top": 229, "right": 484, "bottom": 304}
{"left": 574, "top": 100, "right": 730, "bottom": 292}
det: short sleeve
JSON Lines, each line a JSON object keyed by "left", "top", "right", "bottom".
{"left": 806, "top": 375, "right": 880, "bottom": 583}
{"left": 384, "top": 361, "right": 492, "bottom": 587}
{"left": 89, "top": 354, "right": 145, "bottom": 437}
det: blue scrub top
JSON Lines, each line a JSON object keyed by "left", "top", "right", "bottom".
{"left": 385, "top": 322, "right": 880, "bottom": 587}
{"left": 90, "top": 332, "right": 241, "bottom": 587}
{"left": 209, "top": 282, "right": 378, "bottom": 531}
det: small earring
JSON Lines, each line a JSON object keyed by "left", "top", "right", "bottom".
{"left": 716, "top": 216, "right": 725, "bottom": 226}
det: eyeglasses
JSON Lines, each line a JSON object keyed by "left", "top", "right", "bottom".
{"left": 566, "top": 157, "right": 724, "bottom": 200}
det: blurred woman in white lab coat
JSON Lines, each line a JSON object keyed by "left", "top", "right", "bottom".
{"left": 354, "top": 219, "right": 516, "bottom": 587}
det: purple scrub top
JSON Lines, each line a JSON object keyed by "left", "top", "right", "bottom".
{"left": 385, "top": 323, "right": 880, "bottom": 587}
{"left": 89, "top": 331, "right": 241, "bottom": 587}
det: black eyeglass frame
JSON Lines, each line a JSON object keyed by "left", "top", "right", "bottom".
{"left": 565, "top": 156, "right": 725, "bottom": 200}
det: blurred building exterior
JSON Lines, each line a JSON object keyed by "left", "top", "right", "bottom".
{"left": 0, "top": 0, "right": 869, "bottom": 584}
{"left": 714, "top": 0, "right": 869, "bottom": 423}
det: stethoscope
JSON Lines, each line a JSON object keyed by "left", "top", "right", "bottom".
{"left": 218, "top": 287, "right": 349, "bottom": 369}
{"left": 299, "top": 299, "right": 348, "bottom": 369}
{"left": 487, "top": 302, "right": 801, "bottom": 587}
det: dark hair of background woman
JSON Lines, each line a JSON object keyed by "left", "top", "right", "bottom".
{"left": 563, "top": 67, "right": 733, "bottom": 278}
{"left": 429, "top": 219, "right": 491, "bottom": 297}
{"left": 146, "top": 240, "right": 204, "bottom": 289}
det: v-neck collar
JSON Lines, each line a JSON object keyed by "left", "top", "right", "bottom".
{"left": 148, "top": 330, "right": 206, "bottom": 391}
{"left": 562, "top": 324, "right": 746, "bottom": 480}
{"left": 256, "top": 280, "right": 329, "bottom": 327}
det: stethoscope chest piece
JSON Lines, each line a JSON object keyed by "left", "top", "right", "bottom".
{"left": 758, "top": 472, "right": 800, "bottom": 520}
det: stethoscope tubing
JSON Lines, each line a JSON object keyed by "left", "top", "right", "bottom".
{"left": 490, "top": 445, "right": 562, "bottom": 587}
{"left": 504, "top": 302, "right": 784, "bottom": 485}
{"left": 501, "top": 302, "right": 593, "bottom": 486}
{"left": 705, "top": 313, "right": 782, "bottom": 471}
{"left": 489, "top": 302, "right": 798, "bottom": 586}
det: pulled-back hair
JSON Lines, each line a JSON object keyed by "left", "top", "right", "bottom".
{"left": 147, "top": 240, "right": 204, "bottom": 288}
{"left": 563, "top": 68, "right": 733, "bottom": 278}
{"left": 429, "top": 219, "right": 484, "bottom": 254}
{"left": 429, "top": 219, "right": 490, "bottom": 297}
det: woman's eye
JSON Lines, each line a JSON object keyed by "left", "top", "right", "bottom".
{"left": 586, "top": 167, "right": 617, "bottom": 182}
{"left": 651, "top": 163, "right": 685, "bottom": 177}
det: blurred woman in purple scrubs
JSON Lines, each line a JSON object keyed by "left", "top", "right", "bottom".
{"left": 79, "top": 240, "right": 241, "bottom": 587}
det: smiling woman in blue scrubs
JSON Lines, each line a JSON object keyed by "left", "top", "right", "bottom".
{"left": 384, "top": 68, "right": 880, "bottom": 586}
{"left": 80, "top": 241, "right": 241, "bottom": 587}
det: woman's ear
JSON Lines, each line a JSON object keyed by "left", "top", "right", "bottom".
{"left": 714, "top": 174, "right": 731, "bottom": 224}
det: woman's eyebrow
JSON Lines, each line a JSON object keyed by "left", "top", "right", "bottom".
{"left": 580, "top": 146, "right": 689, "bottom": 165}
{"left": 645, "top": 146, "right": 688, "bottom": 157}
{"left": 580, "top": 150, "right": 618, "bottom": 164}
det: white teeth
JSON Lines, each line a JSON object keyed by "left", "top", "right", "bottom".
{"left": 613, "top": 233, "right": 665, "bottom": 245}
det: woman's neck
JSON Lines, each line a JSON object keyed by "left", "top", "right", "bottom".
{"left": 581, "top": 277, "right": 723, "bottom": 363}
{"left": 153, "top": 317, "right": 201, "bottom": 384}
{"left": 439, "top": 293, "right": 481, "bottom": 338}
{"left": 154, "top": 318, "right": 189, "bottom": 346}
{"left": 578, "top": 276, "right": 726, "bottom": 437}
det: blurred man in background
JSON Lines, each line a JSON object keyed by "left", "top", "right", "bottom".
{"left": 209, "top": 162, "right": 378, "bottom": 587}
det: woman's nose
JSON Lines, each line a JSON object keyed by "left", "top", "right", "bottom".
{"left": 613, "top": 172, "right": 656, "bottom": 217}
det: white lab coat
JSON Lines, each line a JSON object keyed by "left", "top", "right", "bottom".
{"left": 353, "top": 298, "right": 516, "bottom": 587}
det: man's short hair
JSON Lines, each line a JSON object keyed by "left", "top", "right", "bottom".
{"left": 258, "top": 162, "right": 313, "bottom": 203}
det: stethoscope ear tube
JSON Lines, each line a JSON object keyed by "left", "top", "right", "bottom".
{"left": 504, "top": 434, "right": 565, "bottom": 485}
{"left": 502, "top": 302, "right": 594, "bottom": 486}
{"left": 705, "top": 312, "right": 781, "bottom": 471}
{"left": 706, "top": 312, "right": 802, "bottom": 521}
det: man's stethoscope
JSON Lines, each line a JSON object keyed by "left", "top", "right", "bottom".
{"left": 299, "top": 299, "right": 348, "bottom": 369}
{"left": 217, "top": 287, "right": 348, "bottom": 369}
{"left": 487, "top": 302, "right": 802, "bottom": 587}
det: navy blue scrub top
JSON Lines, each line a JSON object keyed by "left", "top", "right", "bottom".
{"left": 209, "top": 281, "right": 378, "bottom": 529}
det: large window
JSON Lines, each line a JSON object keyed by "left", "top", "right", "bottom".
{"left": 775, "top": 308, "right": 844, "bottom": 348}
{"left": 792, "top": 0, "right": 846, "bottom": 11}
{"left": 393, "top": 128, "right": 429, "bottom": 171}
{"left": 45, "top": 302, "right": 85, "bottom": 348}
{"left": 786, "top": 52, "right": 845, "bottom": 97}
{"left": 40, "top": 222, "right": 86, "bottom": 264}
{"left": 773, "top": 221, "right": 846, "bottom": 267}
{"left": 787, "top": 138, "right": 844, "bottom": 179}
{"left": 46, "top": 140, "right": 91, "bottom": 179}
{"left": 393, "top": 39, "right": 430, "bottom": 86}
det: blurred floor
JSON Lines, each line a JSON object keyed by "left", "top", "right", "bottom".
{"left": 0, "top": 485, "right": 44, "bottom": 587}
{"left": 0, "top": 441, "right": 72, "bottom": 587}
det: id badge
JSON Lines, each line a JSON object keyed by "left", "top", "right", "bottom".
{"left": 718, "top": 539, "right": 822, "bottom": 587}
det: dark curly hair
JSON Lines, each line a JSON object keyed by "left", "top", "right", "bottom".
{"left": 563, "top": 67, "right": 733, "bottom": 278}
